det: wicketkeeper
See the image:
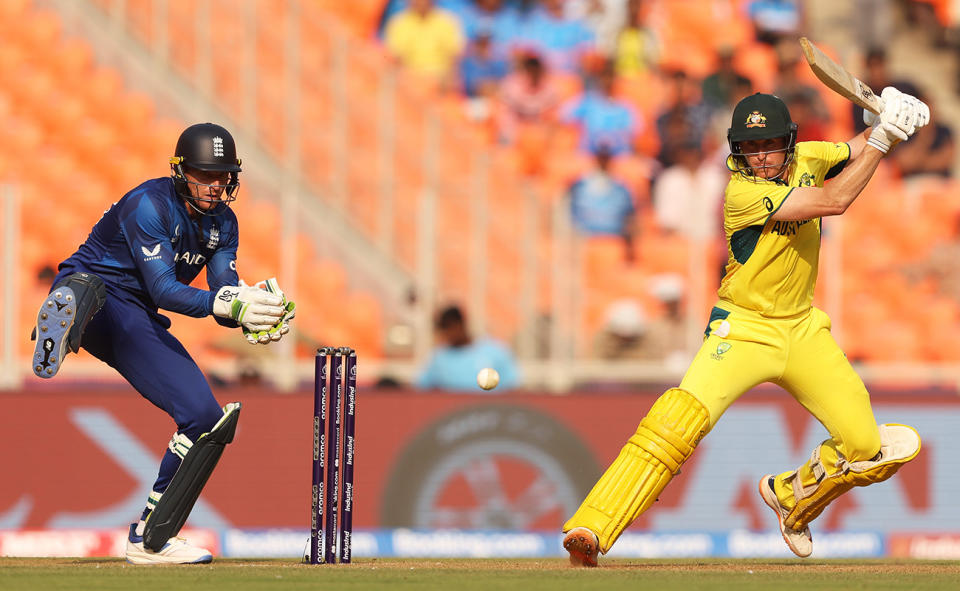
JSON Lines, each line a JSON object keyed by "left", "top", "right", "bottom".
{"left": 563, "top": 90, "right": 929, "bottom": 565}
{"left": 31, "top": 123, "right": 296, "bottom": 564}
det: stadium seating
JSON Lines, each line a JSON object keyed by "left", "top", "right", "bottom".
{"left": 10, "top": 0, "right": 960, "bottom": 370}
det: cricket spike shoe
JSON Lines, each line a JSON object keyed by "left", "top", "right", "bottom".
{"left": 563, "top": 527, "right": 600, "bottom": 567}
{"left": 31, "top": 273, "right": 105, "bottom": 378}
{"left": 32, "top": 287, "right": 77, "bottom": 379}
{"left": 759, "top": 475, "right": 813, "bottom": 558}
{"left": 125, "top": 523, "right": 213, "bottom": 565}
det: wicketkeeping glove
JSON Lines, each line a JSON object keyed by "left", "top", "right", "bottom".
{"left": 241, "top": 278, "right": 296, "bottom": 345}
{"left": 212, "top": 284, "right": 285, "bottom": 331}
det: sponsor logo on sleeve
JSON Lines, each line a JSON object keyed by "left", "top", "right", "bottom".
{"left": 141, "top": 244, "right": 162, "bottom": 261}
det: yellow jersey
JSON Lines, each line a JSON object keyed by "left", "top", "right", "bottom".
{"left": 717, "top": 141, "right": 851, "bottom": 317}
{"left": 384, "top": 9, "right": 465, "bottom": 76}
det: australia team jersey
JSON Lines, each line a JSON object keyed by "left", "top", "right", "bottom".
{"left": 718, "top": 141, "right": 850, "bottom": 317}
{"left": 59, "top": 177, "right": 240, "bottom": 318}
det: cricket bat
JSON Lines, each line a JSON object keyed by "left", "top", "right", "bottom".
{"left": 799, "top": 37, "right": 883, "bottom": 115}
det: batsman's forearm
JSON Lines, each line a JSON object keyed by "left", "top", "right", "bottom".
{"left": 824, "top": 146, "right": 884, "bottom": 214}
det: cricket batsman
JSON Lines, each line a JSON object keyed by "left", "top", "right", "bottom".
{"left": 31, "top": 123, "right": 295, "bottom": 564}
{"left": 562, "top": 90, "right": 929, "bottom": 565}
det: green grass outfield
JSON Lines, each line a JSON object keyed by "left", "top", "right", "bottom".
{"left": 2, "top": 558, "right": 960, "bottom": 591}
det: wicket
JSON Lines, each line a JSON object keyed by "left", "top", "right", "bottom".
{"left": 309, "top": 346, "right": 357, "bottom": 564}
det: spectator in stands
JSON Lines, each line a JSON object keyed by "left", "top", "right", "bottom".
{"left": 460, "top": 30, "right": 510, "bottom": 121}
{"left": 889, "top": 89, "right": 955, "bottom": 181}
{"left": 701, "top": 46, "right": 753, "bottom": 114}
{"left": 565, "top": 0, "right": 629, "bottom": 54}
{"left": 462, "top": 0, "right": 518, "bottom": 49}
{"left": 651, "top": 138, "right": 726, "bottom": 243}
{"left": 593, "top": 276, "right": 687, "bottom": 367}
{"left": 511, "top": 0, "right": 596, "bottom": 72}
{"left": 654, "top": 68, "right": 711, "bottom": 167}
{"left": 593, "top": 298, "right": 649, "bottom": 360}
{"left": 416, "top": 304, "right": 520, "bottom": 392}
{"left": 378, "top": 0, "right": 472, "bottom": 36}
{"left": 852, "top": 48, "right": 920, "bottom": 135}
{"left": 497, "top": 51, "right": 561, "bottom": 144}
{"left": 746, "top": 0, "right": 803, "bottom": 46}
{"left": 384, "top": 0, "right": 466, "bottom": 88}
{"left": 853, "top": 0, "right": 894, "bottom": 51}
{"left": 561, "top": 61, "right": 640, "bottom": 156}
{"left": 567, "top": 145, "right": 637, "bottom": 261}
{"left": 613, "top": 0, "right": 659, "bottom": 78}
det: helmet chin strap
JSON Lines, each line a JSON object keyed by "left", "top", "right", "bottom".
{"left": 184, "top": 197, "right": 228, "bottom": 217}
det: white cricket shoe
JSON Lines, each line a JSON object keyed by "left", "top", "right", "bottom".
{"left": 759, "top": 475, "right": 813, "bottom": 558}
{"left": 125, "top": 523, "right": 213, "bottom": 565}
{"left": 563, "top": 527, "right": 599, "bottom": 567}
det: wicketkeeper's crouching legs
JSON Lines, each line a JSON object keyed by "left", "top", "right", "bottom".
{"left": 126, "top": 403, "right": 242, "bottom": 564}
{"left": 144, "top": 403, "right": 241, "bottom": 549}
{"left": 562, "top": 388, "right": 711, "bottom": 565}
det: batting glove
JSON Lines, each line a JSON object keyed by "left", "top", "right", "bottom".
{"left": 212, "top": 283, "right": 285, "bottom": 331}
{"left": 862, "top": 86, "right": 905, "bottom": 127}
{"left": 241, "top": 278, "right": 297, "bottom": 345}
{"left": 867, "top": 87, "right": 914, "bottom": 154}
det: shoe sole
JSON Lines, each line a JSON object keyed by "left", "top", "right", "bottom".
{"left": 126, "top": 544, "right": 213, "bottom": 565}
{"left": 563, "top": 528, "right": 598, "bottom": 567}
{"left": 32, "top": 287, "right": 76, "bottom": 379}
{"left": 758, "top": 474, "right": 812, "bottom": 558}
{"left": 126, "top": 553, "right": 213, "bottom": 565}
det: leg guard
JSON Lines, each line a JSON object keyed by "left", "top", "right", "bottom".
{"left": 32, "top": 272, "right": 106, "bottom": 378}
{"left": 562, "top": 388, "right": 711, "bottom": 553}
{"left": 143, "top": 403, "right": 241, "bottom": 552}
{"left": 782, "top": 423, "right": 921, "bottom": 531}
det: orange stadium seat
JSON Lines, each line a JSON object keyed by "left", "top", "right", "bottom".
{"left": 0, "top": 0, "right": 30, "bottom": 20}
{"left": 17, "top": 9, "right": 62, "bottom": 48}
{"left": 81, "top": 67, "right": 126, "bottom": 113}
{"left": 1, "top": 116, "right": 45, "bottom": 164}
{"left": 732, "top": 42, "right": 777, "bottom": 93}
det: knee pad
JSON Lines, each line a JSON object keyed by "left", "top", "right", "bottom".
{"left": 563, "top": 388, "right": 711, "bottom": 553}
{"left": 143, "top": 402, "right": 241, "bottom": 552}
{"left": 785, "top": 423, "right": 920, "bottom": 531}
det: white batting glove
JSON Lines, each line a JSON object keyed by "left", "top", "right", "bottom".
{"left": 903, "top": 94, "right": 931, "bottom": 130}
{"left": 862, "top": 86, "right": 906, "bottom": 127}
{"left": 241, "top": 278, "right": 296, "bottom": 345}
{"left": 212, "top": 283, "right": 285, "bottom": 331}
{"left": 867, "top": 88, "right": 913, "bottom": 154}
{"left": 864, "top": 86, "right": 931, "bottom": 136}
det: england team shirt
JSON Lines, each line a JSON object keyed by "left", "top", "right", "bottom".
{"left": 717, "top": 141, "right": 850, "bottom": 317}
{"left": 59, "top": 177, "right": 239, "bottom": 318}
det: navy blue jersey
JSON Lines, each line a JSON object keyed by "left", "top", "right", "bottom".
{"left": 59, "top": 177, "right": 240, "bottom": 318}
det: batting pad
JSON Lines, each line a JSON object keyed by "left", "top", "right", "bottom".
{"left": 784, "top": 423, "right": 921, "bottom": 531}
{"left": 143, "top": 402, "right": 241, "bottom": 552}
{"left": 563, "top": 388, "right": 711, "bottom": 553}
